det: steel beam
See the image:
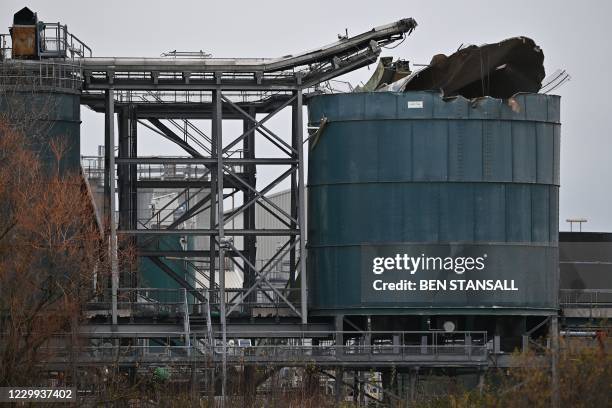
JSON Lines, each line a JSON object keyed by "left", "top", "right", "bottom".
{"left": 79, "top": 322, "right": 335, "bottom": 337}
{"left": 119, "top": 229, "right": 299, "bottom": 236}
{"left": 242, "top": 107, "right": 257, "bottom": 307}
{"left": 212, "top": 88, "right": 228, "bottom": 404}
{"left": 115, "top": 157, "right": 297, "bottom": 165}
{"left": 81, "top": 93, "right": 295, "bottom": 118}
{"left": 221, "top": 94, "right": 296, "bottom": 156}
{"left": 147, "top": 257, "right": 207, "bottom": 303}
{"left": 221, "top": 166, "right": 296, "bottom": 227}
{"left": 105, "top": 89, "right": 119, "bottom": 326}
{"left": 221, "top": 94, "right": 297, "bottom": 154}
{"left": 295, "top": 89, "right": 308, "bottom": 325}
{"left": 225, "top": 240, "right": 301, "bottom": 317}
{"left": 146, "top": 118, "right": 203, "bottom": 158}
{"left": 138, "top": 250, "right": 243, "bottom": 257}
{"left": 83, "top": 81, "right": 298, "bottom": 92}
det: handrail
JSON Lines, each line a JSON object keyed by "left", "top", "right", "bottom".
{"left": 559, "top": 289, "right": 612, "bottom": 307}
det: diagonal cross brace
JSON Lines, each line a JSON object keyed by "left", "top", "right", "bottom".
{"left": 221, "top": 94, "right": 297, "bottom": 156}
{"left": 222, "top": 94, "right": 297, "bottom": 155}
{"left": 146, "top": 118, "right": 204, "bottom": 159}
{"left": 147, "top": 256, "right": 208, "bottom": 304}
{"left": 225, "top": 239, "right": 301, "bottom": 317}
{"left": 220, "top": 166, "right": 297, "bottom": 227}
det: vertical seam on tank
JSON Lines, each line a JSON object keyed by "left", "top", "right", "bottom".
{"left": 504, "top": 183, "right": 508, "bottom": 243}
{"left": 376, "top": 119, "right": 381, "bottom": 183}
{"left": 534, "top": 121, "right": 539, "bottom": 242}
{"left": 407, "top": 121, "right": 413, "bottom": 237}
{"left": 442, "top": 120, "right": 449, "bottom": 241}
{"left": 551, "top": 122, "right": 556, "bottom": 242}
{"left": 473, "top": 183, "right": 477, "bottom": 241}
{"left": 511, "top": 121, "right": 515, "bottom": 182}
{"left": 410, "top": 121, "right": 414, "bottom": 181}
{"left": 482, "top": 118, "right": 486, "bottom": 181}
{"left": 530, "top": 182, "right": 534, "bottom": 243}
{"left": 553, "top": 123, "right": 557, "bottom": 186}
{"left": 535, "top": 121, "right": 539, "bottom": 184}
{"left": 546, "top": 186, "right": 552, "bottom": 242}
{"left": 479, "top": 118, "right": 485, "bottom": 241}
{"left": 446, "top": 120, "right": 450, "bottom": 182}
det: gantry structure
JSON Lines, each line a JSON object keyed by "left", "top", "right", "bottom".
{"left": 79, "top": 17, "right": 417, "bottom": 325}
{"left": 73, "top": 19, "right": 432, "bottom": 396}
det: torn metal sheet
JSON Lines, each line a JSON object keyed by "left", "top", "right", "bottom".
{"left": 384, "top": 37, "right": 545, "bottom": 99}
{"left": 355, "top": 57, "right": 411, "bottom": 92}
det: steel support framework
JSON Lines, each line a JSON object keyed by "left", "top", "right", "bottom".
{"left": 101, "top": 92, "right": 308, "bottom": 316}
{"left": 81, "top": 18, "right": 419, "bottom": 400}
{"left": 99, "top": 83, "right": 309, "bottom": 404}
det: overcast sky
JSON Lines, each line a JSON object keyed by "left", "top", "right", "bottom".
{"left": 2, "top": 0, "right": 611, "bottom": 231}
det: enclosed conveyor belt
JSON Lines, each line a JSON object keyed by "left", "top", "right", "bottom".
{"left": 79, "top": 18, "right": 416, "bottom": 73}
{"left": 78, "top": 17, "right": 417, "bottom": 91}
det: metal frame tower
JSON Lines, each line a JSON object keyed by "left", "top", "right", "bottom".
{"left": 76, "top": 19, "right": 417, "bottom": 397}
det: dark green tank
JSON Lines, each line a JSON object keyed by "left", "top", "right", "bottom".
{"left": 307, "top": 91, "right": 560, "bottom": 316}
{"left": 0, "top": 61, "right": 81, "bottom": 173}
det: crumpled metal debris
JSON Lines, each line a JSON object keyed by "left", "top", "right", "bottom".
{"left": 379, "top": 37, "right": 545, "bottom": 99}
{"left": 355, "top": 57, "right": 412, "bottom": 92}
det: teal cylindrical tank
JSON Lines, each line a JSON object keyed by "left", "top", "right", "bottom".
{"left": 307, "top": 91, "right": 560, "bottom": 316}
{"left": 139, "top": 236, "right": 196, "bottom": 304}
{"left": 0, "top": 62, "right": 81, "bottom": 173}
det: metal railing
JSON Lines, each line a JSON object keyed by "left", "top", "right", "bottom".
{"left": 39, "top": 23, "right": 92, "bottom": 58}
{"left": 86, "top": 287, "right": 303, "bottom": 317}
{"left": 0, "top": 23, "right": 91, "bottom": 60}
{"left": 87, "top": 288, "right": 187, "bottom": 318}
{"left": 81, "top": 155, "right": 105, "bottom": 181}
{"left": 559, "top": 289, "right": 612, "bottom": 308}
{"left": 0, "top": 60, "right": 82, "bottom": 92}
{"left": 41, "top": 331, "right": 488, "bottom": 364}
{"left": 112, "top": 89, "right": 290, "bottom": 105}
{"left": 0, "top": 34, "right": 10, "bottom": 61}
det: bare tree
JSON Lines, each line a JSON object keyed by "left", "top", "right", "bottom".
{"left": 0, "top": 120, "right": 106, "bottom": 386}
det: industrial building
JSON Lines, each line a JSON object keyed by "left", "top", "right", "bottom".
{"left": 0, "top": 5, "right": 610, "bottom": 405}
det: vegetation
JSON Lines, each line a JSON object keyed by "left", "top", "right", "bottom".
{"left": 413, "top": 337, "right": 611, "bottom": 408}
{"left": 0, "top": 121, "right": 105, "bottom": 386}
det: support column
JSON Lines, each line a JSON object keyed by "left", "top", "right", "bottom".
{"left": 105, "top": 89, "right": 118, "bottom": 326}
{"left": 103, "top": 99, "right": 111, "bottom": 227}
{"left": 359, "top": 370, "right": 365, "bottom": 407}
{"left": 129, "top": 106, "right": 138, "bottom": 289}
{"left": 335, "top": 314, "right": 344, "bottom": 356}
{"left": 117, "top": 107, "right": 129, "bottom": 290}
{"left": 293, "top": 89, "right": 307, "bottom": 324}
{"left": 478, "top": 369, "right": 485, "bottom": 395}
{"left": 334, "top": 315, "right": 344, "bottom": 402}
{"left": 242, "top": 107, "right": 257, "bottom": 307}
{"left": 118, "top": 106, "right": 138, "bottom": 290}
{"left": 213, "top": 88, "right": 227, "bottom": 405}
{"left": 551, "top": 316, "right": 560, "bottom": 408}
{"left": 409, "top": 367, "right": 418, "bottom": 402}
{"left": 381, "top": 369, "right": 392, "bottom": 406}
{"left": 207, "top": 367, "right": 216, "bottom": 407}
{"left": 118, "top": 107, "right": 129, "bottom": 231}
{"left": 335, "top": 367, "right": 344, "bottom": 404}
{"left": 129, "top": 106, "right": 138, "bottom": 232}
{"left": 353, "top": 372, "right": 359, "bottom": 405}
{"left": 290, "top": 98, "right": 299, "bottom": 285}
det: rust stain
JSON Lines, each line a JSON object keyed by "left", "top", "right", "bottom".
{"left": 11, "top": 26, "right": 37, "bottom": 58}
